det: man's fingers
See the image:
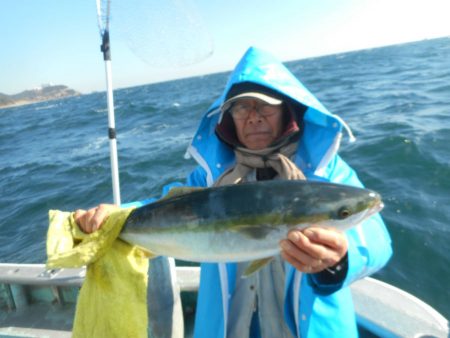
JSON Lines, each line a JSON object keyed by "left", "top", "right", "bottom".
{"left": 287, "top": 230, "right": 332, "bottom": 261}
{"left": 284, "top": 227, "right": 348, "bottom": 269}
{"left": 90, "top": 204, "right": 113, "bottom": 232}
{"left": 74, "top": 209, "right": 86, "bottom": 223}
{"left": 73, "top": 204, "right": 116, "bottom": 234}
{"left": 280, "top": 239, "right": 322, "bottom": 267}
{"left": 280, "top": 249, "right": 327, "bottom": 274}
{"left": 74, "top": 209, "right": 93, "bottom": 233}
{"left": 303, "top": 227, "right": 348, "bottom": 263}
{"left": 303, "top": 227, "right": 347, "bottom": 252}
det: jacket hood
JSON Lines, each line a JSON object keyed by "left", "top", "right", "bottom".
{"left": 187, "top": 47, "right": 354, "bottom": 186}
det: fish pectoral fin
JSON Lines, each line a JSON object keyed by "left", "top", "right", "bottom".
{"left": 162, "top": 186, "right": 204, "bottom": 200}
{"left": 243, "top": 257, "right": 274, "bottom": 277}
{"left": 232, "top": 224, "right": 273, "bottom": 239}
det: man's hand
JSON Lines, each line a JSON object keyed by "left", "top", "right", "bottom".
{"left": 74, "top": 204, "right": 119, "bottom": 234}
{"left": 279, "top": 227, "right": 348, "bottom": 273}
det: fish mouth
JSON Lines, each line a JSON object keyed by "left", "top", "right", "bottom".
{"left": 368, "top": 192, "right": 384, "bottom": 215}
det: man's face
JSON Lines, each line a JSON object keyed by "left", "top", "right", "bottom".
{"left": 230, "top": 98, "right": 284, "bottom": 150}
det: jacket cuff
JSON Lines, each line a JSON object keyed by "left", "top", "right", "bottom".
{"left": 307, "top": 253, "right": 348, "bottom": 295}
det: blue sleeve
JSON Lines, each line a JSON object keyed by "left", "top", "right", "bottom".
{"left": 186, "top": 166, "right": 208, "bottom": 187}
{"left": 308, "top": 154, "right": 393, "bottom": 294}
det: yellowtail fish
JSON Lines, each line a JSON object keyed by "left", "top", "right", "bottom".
{"left": 120, "top": 180, "right": 383, "bottom": 275}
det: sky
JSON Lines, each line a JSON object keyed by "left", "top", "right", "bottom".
{"left": 1, "top": 0, "right": 449, "bottom": 95}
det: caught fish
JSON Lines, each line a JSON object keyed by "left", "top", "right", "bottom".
{"left": 120, "top": 180, "right": 383, "bottom": 275}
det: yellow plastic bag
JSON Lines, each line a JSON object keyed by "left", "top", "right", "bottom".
{"left": 47, "top": 209, "right": 150, "bottom": 338}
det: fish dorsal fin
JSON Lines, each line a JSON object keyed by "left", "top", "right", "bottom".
{"left": 162, "top": 187, "right": 204, "bottom": 200}
{"left": 243, "top": 257, "right": 274, "bottom": 277}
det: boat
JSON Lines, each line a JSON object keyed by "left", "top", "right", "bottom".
{"left": 0, "top": 262, "right": 448, "bottom": 337}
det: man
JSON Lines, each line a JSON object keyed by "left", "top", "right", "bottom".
{"left": 76, "top": 47, "right": 392, "bottom": 337}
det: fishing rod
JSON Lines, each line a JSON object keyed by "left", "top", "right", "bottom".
{"left": 95, "top": 0, "right": 121, "bottom": 205}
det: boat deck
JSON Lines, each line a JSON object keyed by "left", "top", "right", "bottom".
{"left": 1, "top": 264, "right": 448, "bottom": 338}
{"left": 0, "top": 264, "right": 198, "bottom": 338}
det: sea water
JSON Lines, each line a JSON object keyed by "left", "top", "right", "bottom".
{"left": 1, "top": 37, "right": 449, "bottom": 319}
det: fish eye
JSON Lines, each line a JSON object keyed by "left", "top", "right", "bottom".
{"left": 337, "top": 207, "right": 351, "bottom": 219}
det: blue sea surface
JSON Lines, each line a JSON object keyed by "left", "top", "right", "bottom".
{"left": 1, "top": 37, "right": 449, "bottom": 319}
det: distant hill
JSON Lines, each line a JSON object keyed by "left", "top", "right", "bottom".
{"left": 0, "top": 93, "right": 15, "bottom": 107}
{"left": 0, "top": 85, "right": 81, "bottom": 108}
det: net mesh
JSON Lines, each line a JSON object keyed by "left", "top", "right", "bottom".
{"left": 110, "top": 0, "right": 213, "bottom": 67}
{"left": 96, "top": 0, "right": 111, "bottom": 35}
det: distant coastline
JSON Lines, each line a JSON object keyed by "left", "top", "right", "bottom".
{"left": 0, "top": 85, "right": 81, "bottom": 109}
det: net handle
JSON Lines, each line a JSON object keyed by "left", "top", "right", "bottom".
{"left": 95, "top": 0, "right": 121, "bottom": 206}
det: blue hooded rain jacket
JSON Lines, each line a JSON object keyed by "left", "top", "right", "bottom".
{"left": 182, "top": 47, "right": 393, "bottom": 338}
